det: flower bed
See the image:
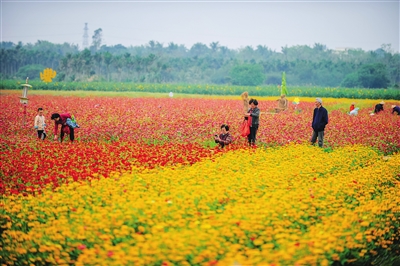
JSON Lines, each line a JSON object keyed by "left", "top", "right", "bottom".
{"left": 1, "top": 92, "right": 399, "bottom": 265}
{"left": 1, "top": 145, "right": 399, "bottom": 265}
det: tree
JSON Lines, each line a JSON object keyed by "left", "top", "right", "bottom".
{"left": 1, "top": 39, "right": 398, "bottom": 86}
{"left": 340, "top": 73, "right": 360, "bottom": 88}
{"left": 91, "top": 28, "right": 103, "bottom": 52}
{"left": 16, "top": 64, "right": 45, "bottom": 80}
{"left": 313, "top": 43, "right": 327, "bottom": 52}
{"left": 80, "top": 49, "right": 92, "bottom": 77}
{"left": 189, "top": 43, "right": 209, "bottom": 57}
{"left": 357, "top": 63, "right": 390, "bottom": 88}
{"left": 103, "top": 52, "right": 112, "bottom": 82}
{"left": 230, "top": 64, "right": 264, "bottom": 86}
{"left": 341, "top": 63, "right": 389, "bottom": 88}
{"left": 210, "top": 42, "right": 219, "bottom": 53}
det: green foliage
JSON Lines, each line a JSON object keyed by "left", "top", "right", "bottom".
{"left": 90, "top": 28, "right": 103, "bottom": 52}
{"left": 341, "top": 63, "right": 390, "bottom": 88}
{"left": 357, "top": 63, "right": 390, "bottom": 88}
{"left": 341, "top": 73, "right": 361, "bottom": 88}
{"left": 1, "top": 80, "right": 399, "bottom": 100}
{"left": 16, "top": 64, "right": 45, "bottom": 80}
{"left": 1, "top": 41, "right": 399, "bottom": 88}
{"left": 230, "top": 64, "right": 264, "bottom": 86}
{"left": 210, "top": 67, "right": 231, "bottom": 84}
{"left": 265, "top": 73, "right": 281, "bottom": 85}
{"left": 281, "top": 72, "right": 288, "bottom": 95}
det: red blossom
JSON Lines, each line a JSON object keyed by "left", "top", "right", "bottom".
{"left": 1, "top": 94, "right": 399, "bottom": 195}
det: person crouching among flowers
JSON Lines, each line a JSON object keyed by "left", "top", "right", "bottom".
{"left": 51, "top": 113, "right": 75, "bottom": 143}
{"left": 214, "top": 124, "right": 232, "bottom": 148}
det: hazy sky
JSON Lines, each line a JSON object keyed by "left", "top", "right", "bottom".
{"left": 1, "top": 0, "right": 399, "bottom": 52}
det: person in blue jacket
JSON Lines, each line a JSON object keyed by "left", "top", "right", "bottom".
{"left": 392, "top": 105, "right": 400, "bottom": 115}
{"left": 310, "top": 98, "right": 329, "bottom": 147}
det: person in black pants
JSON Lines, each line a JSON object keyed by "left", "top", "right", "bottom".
{"left": 245, "top": 99, "right": 260, "bottom": 146}
{"left": 310, "top": 98, "right": 329, "bottom": 147}
{"left": 51, "top": 113, "right": 75, "bottom": 143}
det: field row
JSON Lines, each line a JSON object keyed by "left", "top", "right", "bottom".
{"left": 1, "top": 145, "right": 399, "bottom": 265}
{"left": 1, "top": 93, "right": 399, "bottom": 195}
{"left": 3, "top": 81, "right": 400, "bottom": 99}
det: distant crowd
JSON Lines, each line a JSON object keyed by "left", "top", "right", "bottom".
{"left": 33, "top": 95, "right": 399, "bottom": 148}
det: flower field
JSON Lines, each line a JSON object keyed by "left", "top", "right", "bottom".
{"left": 1, "top": 90, "right": 399, "bottom": 265}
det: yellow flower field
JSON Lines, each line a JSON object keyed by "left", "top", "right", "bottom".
{"left": 1, "top": 144, "right": 399, "bottom": 265}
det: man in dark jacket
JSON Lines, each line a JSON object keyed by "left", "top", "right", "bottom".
{"left": 245, "top": 99, "right": 260, "bottom": 146}
{"left": 311, "top": 98, "right": 328, "bottom": 147}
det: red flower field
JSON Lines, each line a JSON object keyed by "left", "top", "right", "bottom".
{"left": 0, "top": 92, "right": 399, "bottom": 195}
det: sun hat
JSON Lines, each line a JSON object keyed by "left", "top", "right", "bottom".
{"left": 316, "top": 98, "right": 322, "bottom": 104}
{"left": 380, "top": 101, "right": 385, "bottom": 105}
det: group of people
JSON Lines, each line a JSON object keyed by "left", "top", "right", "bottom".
{"left": 35, "top": 96, "right": 397, "bottom": 148}
{"left": 214, "top": 98, "right": 260, "bottom": 148}
{"left": 34, "top": 108, "right": 79, "bottom": 143}
{"left": 349, "top": 101, "right": 400, "bottom": 116}
{"left": 214, "top": 96, "right": 328, "bottom": 148}
{"left": 372, "top": 101, "right": 400, "bottom": 116}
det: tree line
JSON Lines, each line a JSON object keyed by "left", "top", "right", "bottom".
{"left": 1, "top": 38, "right": 399, "bottom": 88}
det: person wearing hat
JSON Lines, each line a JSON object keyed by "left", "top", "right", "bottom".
{"left": 373, "top": 101, "right": 385, "bottom": 114}
{"left": 310, "top": 98, "right": 328, "bottom": 147}
{"left": 392, "top": 105, "right": 400, "bottom": 115}
{"left": 275, "top": 94, "right": 288, "bottom": 113}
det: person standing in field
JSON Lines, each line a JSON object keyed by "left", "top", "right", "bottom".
{"left": 34, "top": 107, "right": 46, "bottom": 140}
{"left": 310, "top": 98, "right": 328, "bottom": 147}
{"left": 51, "top": 113, "right": 75, "bottom": 143}
{"left": 245, "top": 99, "right": 260, "bottom": 146}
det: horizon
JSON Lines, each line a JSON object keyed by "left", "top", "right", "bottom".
{"left": 2, "top": 1, "right": 399, "bottom": 53}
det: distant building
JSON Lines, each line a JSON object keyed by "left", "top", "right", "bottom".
{"left": 333, "top": 47, "right": 353, "bottom": 54}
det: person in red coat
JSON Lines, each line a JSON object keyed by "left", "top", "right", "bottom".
{"left": 51, "top": 113, "right": 75, "bottom": 142}
{"left": 350, "top": 103, "right": 355, "bottom": 112}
